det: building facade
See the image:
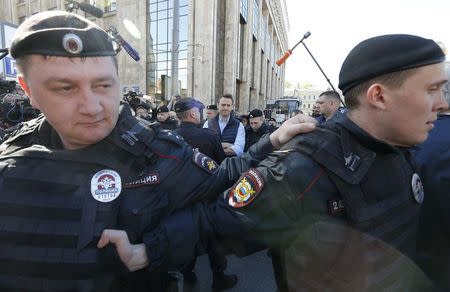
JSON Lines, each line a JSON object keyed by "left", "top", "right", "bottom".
{"left": 1, "top": 0, "right": 288, "bottom": 112}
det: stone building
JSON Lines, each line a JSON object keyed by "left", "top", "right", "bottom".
{"left": 1, "top": 0, "right": 288, "bottom": 112}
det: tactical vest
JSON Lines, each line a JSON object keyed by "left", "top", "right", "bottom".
{"left": 279, "top": 123, "right": 432, "bottom": 291}
{"left": 208, "top": 115, "right": 240, "bottom": 144}
{"left": 0, "top": 107, "right": 186, "bottom": 291}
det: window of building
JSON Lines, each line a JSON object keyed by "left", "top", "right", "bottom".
{"left": 260, "top": 16, "right": 267, "bottom": 52}
{"left": 18, "top": 15, "right": 26, "bottom": 23}
{"left": 251, "top": 39, "right": 257, "bottom": 88}
{"left": 147, "top": 0, "right": 189, "bottom": 99}
{"left": 252, "top": 0, "right": 259, "bottom": 39}
{"left": 259, "top": 50, "right": 264, "bottom": 94}
{"left": 240, "top": 0, "right": 248, "bottom": 23}
{"left": 236, "top": 22, "right": 245, "bottom": 80}
{"left": 266, "top": 27, "right": 271, "bottom": 61}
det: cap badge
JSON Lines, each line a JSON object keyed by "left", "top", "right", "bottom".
{"left": 62, "top": 33, "right": 83, "bottom": 54}
{"left": 91, "top": 169, "right": 122, "bottom": 203}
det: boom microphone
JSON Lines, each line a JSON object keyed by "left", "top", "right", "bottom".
{"left": 78, "top": 2, "right": 104, "bottom": 18}
{"left": 276, "top": 31, "right": 311, "bottom": 66}
{"left": 66, "top": 1, "right": 103, "bottom": 18}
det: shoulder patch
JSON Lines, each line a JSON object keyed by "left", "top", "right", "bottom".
{"left": 228, "top": 168, "right": 264, "bottom": 208}
{"left": 193, "top": 151, "right": 218, "bottom": 173}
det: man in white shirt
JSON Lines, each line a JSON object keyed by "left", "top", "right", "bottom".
{"left": 203, "top": 94, "right": 245, "bottom": 156}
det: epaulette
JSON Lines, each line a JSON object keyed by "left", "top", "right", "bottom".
{"left": 280, "top": 125, "right": 376, "bottom": 185}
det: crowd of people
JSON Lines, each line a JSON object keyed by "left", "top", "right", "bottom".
{"left": 1, "top": 9, "right": 450, "bottom": 292}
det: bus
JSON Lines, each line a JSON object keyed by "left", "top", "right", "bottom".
{"left": 264, "top": 98, "right": 301, "bottom": 124}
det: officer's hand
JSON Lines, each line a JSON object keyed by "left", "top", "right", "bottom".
{"left": 224, "top": 147, "right": 236, "bottom": 156}
{"left": 221, "top": 142, "right": 233, "bottom": 149}
{"left": 269, "top": 114, "right": 317, "bottom": 149}
{"left": 97, "top": 229, "right": 149, "bottom": 272}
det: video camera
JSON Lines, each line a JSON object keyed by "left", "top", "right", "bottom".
{"left": 0, "top": 79, "right": 17, "bottom": 96}
{"left": 0, "top": 79, "right": 40, "bottom": 126}
{"left": 123, "top": 91, "right": 151, "bottom": 111}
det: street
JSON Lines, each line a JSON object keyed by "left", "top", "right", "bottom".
{"left": 185, "top": 249, "right": 277, "bottom": 292}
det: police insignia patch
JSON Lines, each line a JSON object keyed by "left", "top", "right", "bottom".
{"left": 193, "top": 151, "right": 218, "bottom": 173}
{"left": 91, "top": 169, "right": 121, "bottom": 203}
{"left": 228, "top": 169, "right": 264, "bottom": 208}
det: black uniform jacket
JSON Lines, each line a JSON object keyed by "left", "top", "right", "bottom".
{"left": 174, "top": 122, "right": 226, "bottom": 164}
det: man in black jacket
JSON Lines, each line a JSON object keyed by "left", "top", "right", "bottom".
{"left": 156, "top": 105, "right": 178, "bottom": 130}
{"left": 245, "top": 109, "right": 272, "bottom": 152}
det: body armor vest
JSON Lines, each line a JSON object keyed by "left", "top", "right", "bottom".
{"left": 279, "top": 123, "right": 432, "bottom": 291}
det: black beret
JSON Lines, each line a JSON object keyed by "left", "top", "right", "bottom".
{"left": 174, "top": 98, "right": 204, "bottom": 113}
{"left": 156, "top": 105, "right": 169, "bottom": 113}
{"left": 10, "top": 11, "right": 115, "bottom": 59}
{"left": 206, "top": 105, "right": 218, "bottom": 110}
{"left": 249, "top": 109, "right": 263, "bottom": 118}
{"left": 339, "top": 34, "right": 446, "bottom": 95}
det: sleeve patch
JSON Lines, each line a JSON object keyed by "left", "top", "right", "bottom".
{"left": 228, "top": 168, "right": 264, "bottom": 208}
{"left": 193, "top": 151, "right": 218, "bottom": 173}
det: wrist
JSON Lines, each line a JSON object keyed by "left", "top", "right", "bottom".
{"left": 129, "top": 243, "right": 149, "bottom": 271}
{"left": 269, "top": 133, "right": 281, "bottom": 149}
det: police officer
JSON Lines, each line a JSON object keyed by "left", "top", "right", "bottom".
{"left": 0, "top": 11, "right": 316, "bottom": 291}
{"left": 174, "top": 97, "right": 226, "bottom": 164}
{"left": 155, "top": 104, "right": 178, "bottom": 130}
{"left": 205, "top": 104, "right": 219, "bottom": 120}
{"left": 127, "top": 34, "right": 448, "bottom": 291}
{"left": 173, "top": 97, "right": 235, "bottom": 289}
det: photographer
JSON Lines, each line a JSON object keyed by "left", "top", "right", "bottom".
{"left": 0, "top": 80, "right": 40, "bottom": 142}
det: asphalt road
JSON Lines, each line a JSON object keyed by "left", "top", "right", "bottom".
{"left": 184, "top": 249, "right": 277, "bottom": 292}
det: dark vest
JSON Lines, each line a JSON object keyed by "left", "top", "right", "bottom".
{"left": 0, "top": 106, "right": 183, "bottom": 291}
{"left": 279, "top": 121, "right": 431, "bottom": 291}
{"left": 208, "top": 115, "right": 240, "bottom": 144}
{"left": 245, "top": 123, "right": 270, "bottom": 151}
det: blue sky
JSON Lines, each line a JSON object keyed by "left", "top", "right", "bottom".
{"left": 284, "top": 0, "right": 450, "bottom": 90}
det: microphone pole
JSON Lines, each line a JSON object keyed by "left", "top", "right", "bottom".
{"left": 301, "top": 41, "right": 345, "bottom": 107}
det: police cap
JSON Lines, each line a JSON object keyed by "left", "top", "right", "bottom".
{"left": 206, "top": 105, "right": 218, "bottom": 110}
{"left": 156, "top": 105, "right": 169, "bottom": 113}
{"left": 338, "top": 34, "right": 446, "bottom": 95}
{"left": 249, "top": 109, "right": 263, "bottom": 118}
{"left": 174, "top": 98, "right": 204, "bottom": 113}
{"left": 10, "top": 10, "right": 115, "bottom": 59}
